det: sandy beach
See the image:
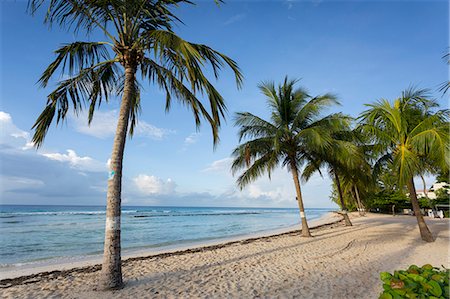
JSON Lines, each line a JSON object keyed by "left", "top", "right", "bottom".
{"left": 1, "top": 212, "right": 448, "bottom": 298}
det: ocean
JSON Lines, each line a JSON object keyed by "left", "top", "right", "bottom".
{"left": 0, "top": 205, "right": 332, "bottom": 268}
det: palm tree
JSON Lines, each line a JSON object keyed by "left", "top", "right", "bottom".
{"left": 359, "top": 89, "right": 449, "bottom": 242}
{"left": 231, "top": 77, "right": 344, "bottom": 237}
{"left": 28, "top": 0, "right": 242, "bottom": 289}
{"left": 301, "top": 126, "right": 361, "bottom": 226}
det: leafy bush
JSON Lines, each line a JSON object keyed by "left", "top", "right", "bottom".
{"left": 418, "top": 198, "right": 432, "bottom": 209}
{"left": 433, "top": 189, "right": 450, "bottom": 205}
{"left": 379, "top": 264, "right": 449, "bottom": 299}
{"left": 366, "top": 190, "right": 411, "bottom": 212}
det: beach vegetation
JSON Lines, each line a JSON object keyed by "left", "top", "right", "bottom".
{"left": 435, "top": 169, "right": 449, "bottom": 184}
{"left": 364, "top": 190, "right": 411, "bottom": 212}
{"left": 27, "top": 0, "right": 242, "bottom": 290}
{"left": 379, "top": 265, "right": 449, "bottom": 299}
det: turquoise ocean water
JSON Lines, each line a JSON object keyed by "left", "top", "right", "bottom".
{"left": 0, "top": 205, "right": 331, "bottom": 267}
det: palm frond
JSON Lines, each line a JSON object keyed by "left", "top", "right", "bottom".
{"left": 148, "top": 30, "right": 243, "bottom": 89}
{"left": 39, "top": 42, "right": 112, "bottom": 87}
{"left": 301, "top": 158, "right": 323, "bottom": 183}
{"left": 231, "top": 137, "right": 275, "bottom": 175}
{"left": 235, "top": 151, "right": 279, "bottom": 189}
{"left": 234, "top": 112, "right": 277, "bottom": 141}
{"left": 141, "top": 57, "right": 223, "bottom": 145}
{"left": 293, "top": 93, "right": 339, "bottom": 129}
{"left": 393, "top": 144, "right": 420, "bottom": 187}
{"left": 32, "top": 60, "right": 121, "bottom": 147}
{"left": 28, "top": 0, "right": 117, "bottom": 40}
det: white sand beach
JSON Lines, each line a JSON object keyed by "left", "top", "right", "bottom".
{"left": 1, "top": 213, "right": 449, "bottom": 298}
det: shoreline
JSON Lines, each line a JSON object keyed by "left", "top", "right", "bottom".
{"left": 0, "top": 211, "right": 341, "bottom": 285}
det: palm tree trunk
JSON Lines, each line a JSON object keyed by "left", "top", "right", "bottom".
{"left": 334, "top": 172, "right": 352, "bottom": 226}
{"left": 350, "top": 188, "right": 359, "bottom": 213}
{"left": 290, "top": 161, "right": 312, "bottom": 237}
{"left": 420, "top": 174, "right": 429, "bottom": 199}
{"left": 354, "top": 185, "right": 365, "bottom": 216}
{"left": 99, "top": 65, "right": 136, "bottom": 289}
{"left": 407, "top": 177, "right": 434, "bottom": 242}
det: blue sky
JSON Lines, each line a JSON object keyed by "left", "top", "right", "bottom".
{"left": 0, "top": 0, "right": 448, "bottom": 208}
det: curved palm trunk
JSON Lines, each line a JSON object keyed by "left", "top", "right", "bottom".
{"left": 420, "top": 174, "right": 429, "bottom": 199}
{"left": 354, "top": 185, "right": 365, "bottom": 216}
{"left": 99, "top": 65, "right": 136, "bottom": 289}
{"left": 407, "top": 177, "right": 434, "bottom": 242}
{"left": 350, "top": 188, "right": 359, "bottom": 213}
{"left": 290, "top": 161, "right": 312, "bottom": 237}
{"left": 334, "top": 172, "right": 352, "bottom": 226}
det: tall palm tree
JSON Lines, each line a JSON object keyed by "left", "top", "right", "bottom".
{"left": 359, "top": 89, "right": 449, "bottom": 242}
{"left": 301, "top": 127, "right": 361, "bottom": 226}
{"left": 28, "top": 0, "right": 242, "bottom": 289}
{"left": 231, "top": 77, "right": 344, "bottom": 237}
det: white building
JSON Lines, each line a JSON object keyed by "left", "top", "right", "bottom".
{"left": 417, "top": 182, "right": 450, "bottom": 200}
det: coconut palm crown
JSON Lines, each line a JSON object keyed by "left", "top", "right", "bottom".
{"left": 28, "top": 0, "right": 243, "bottom": 290}
{"left": 359, "top": 88, "right": 449, "bottom": 242}
{"left": 231, "top": 77, "right": 346, "bottom": 237}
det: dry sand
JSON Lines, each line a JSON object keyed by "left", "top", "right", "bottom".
{"left": 1, "top": 213, "right": 449, "bottom": 298}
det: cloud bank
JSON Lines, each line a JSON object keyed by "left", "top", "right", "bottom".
{"left": 0, "top": 110, "right": 338, "bottom": 208}
{"left": 71, "top": 110, "right": 173, "bottom": 140}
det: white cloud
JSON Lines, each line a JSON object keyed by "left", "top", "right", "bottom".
{"left": 42, "top": 149, "right": 107, "bottom": 172}
{"left": 134, "top": 122, "right": 170, "bottom": 139}
{"left": 180, "top": 132, "right": 201, "bottom": 152}
{"left": 223, "top": 14, "right": 246, "bottom": 25}
{"left": 285, "top": 0, "right": 296, "bottom": 10}
{"left": 71, "top": 110, "right": 173, "bottom": 140}
{"left": 0, "top": 111, "right": 11, "bottom": 122}
{"left": 133, "top": 174, "right": 177, "bottom": 195}
{"left": 246, "top": 185, "right": 285, "bottom": 200}
{"left": 22, "top": 141, "right": 35, "bottom": 151}
{"left": 184, "top": 132, "right": 200, "bottom": 145}
{"left": 202, "top": 157, "right": 233, "bottom": 174}
{"left": 0, "top": 111, "right": 32, "bottom": 150}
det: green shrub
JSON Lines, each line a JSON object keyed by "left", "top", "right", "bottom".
{"left": 379, "top": 264, "right": 449, "bottom": 299}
